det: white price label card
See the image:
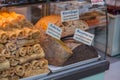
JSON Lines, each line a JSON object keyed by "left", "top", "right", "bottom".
{"left": 91, "top": 0, "right": 104, "bottom": 5}
{"left": 46, "top": 23, "right": 62, "bottom": 40}
{"left": 61, "top": 9, "right": 79, "bottom": 22}
{"left": 73, "top": 28, "right": 95, "bottom": 46}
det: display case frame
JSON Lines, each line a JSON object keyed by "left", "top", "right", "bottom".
{"left": 0, "top": 0, "right": 109, "bottom": 80}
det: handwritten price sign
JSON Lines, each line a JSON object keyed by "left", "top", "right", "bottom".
{"left": 91, "top": 0, "right": 104, "bottom": 5}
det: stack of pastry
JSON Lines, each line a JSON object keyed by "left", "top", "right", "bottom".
{"left": 0, "top": 10, "right": 33, "bottom": 30}
{"left": 0, "top": 11, "right": 49, "bottom": 80}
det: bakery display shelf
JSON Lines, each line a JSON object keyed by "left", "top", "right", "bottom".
{"left": 40, "top": 60, "right": 109, "bottom": 80}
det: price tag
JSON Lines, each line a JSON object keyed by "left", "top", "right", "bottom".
{"left": 61, "top": 9, "right": 79, "bottom": 22}
{"left": 91, "top": 0, "right": 104, "bottom": 5}
{"left": 73, "top": 28, "right": 94, "bottom": 46}
{"left": 46, "top": 23, "right": 62, "bottom": 40}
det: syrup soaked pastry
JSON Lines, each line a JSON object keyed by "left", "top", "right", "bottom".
{"left": 9, "top": 58, "right": 19, "bottom": 67}
{"left": 6, "top": 42, "right": 17, "bottom": 52}
{"left": 1, "top": 49, "right": 11, "bottom": 58}
{"left": 0, "top": 60, "right": 10, "bottom": 72}
{"left": 15, "top": 65, "right": 25, "bottom": 77}
{"left": 26, "top": 46, "right": 34, "bottom": 55}
{"left": 18, "top": 47, "right": 27, "bottom": 57}
{"left": 0, "top": 30, "right": 8, "bottom": 43}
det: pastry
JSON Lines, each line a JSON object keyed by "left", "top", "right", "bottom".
{"left": 23, "top": 28, "right": 33, "bottom": 39}
{"left": 0, "top": 56, "right": 6, "bottom": 63}
{"left": 15, "top": 65, "right": 25, "bottom": 77}
{"left": 19, "top": 53, "right": 44, "bottom": 64}
{"left": 0, "top": 30, "right": 8, "bottom": 43}
{"left": 18, "top": 47, "right": 27, "bottom": 57}
{"left": 33, "top": 44, "right": 42, "bottom": 54}
{"left": 31, "top": 29, "right": 40, "bottom": 39}
{"left": 26, "top": 46, "right": 34, "bottom": 55}
{"left": 31, "top": 60, "right": 40, "bottom": 70}
{"left": 8, "top": 31, "right": 17, "bottom": 41}
{"left": 23, "top": 63, "right": 32, "bottom": 71}
{"left": 0, "top": 60, "right": 10, "bottom": 72}
{"left": 38, "top": 59, "right": 48, "bottom": 69}
{"left": 15, "top": 29, "right": 25, "bottom": 39}
{"left": 9, "top": 58, "right": 19, "bottom": 67}
{"left": 6, "top": 42, "right": 17, "bottom": 52}
{"left": 16, "top": 39, "right": 40, "bottom": 48}
{"left": 1, "top": 49, "right": 11, "bottom": 58}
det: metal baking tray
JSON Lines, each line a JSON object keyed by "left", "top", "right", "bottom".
{"left": 49, "top": 55, "right": 101, "bottom": 73}
{"left": 20, "top": 71, "right": 50, "bottom": 80}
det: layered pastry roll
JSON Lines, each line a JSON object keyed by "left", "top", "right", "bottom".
{"left": 16, "top": 39, "right": 40, "bottom": 48}
{"left": 15, "top": 29, "right": 25, "bottom": 39}
{"left": 18, "top": 47, "right": 27, "bottom": 57}
{"left": 39, "top": 59, "right": 48, "bottom": 69}
{"left": 1, "top": 70, "right": 9, "bottom": 78}
{"left": 23, "top": 63, "right": 32, "bottom": 71}
{"left": 8, "top": 31, "right": 17, "bottom": 41}
{"left": 9, "top": 58, "right": 19, "bottom": 67}
{"left": 0, "top": 60, "right": 10, "bottom": 72}
{"left": 15, "top": 65, "right": 25, "bottom": 77}
{"left": 31, "top": 60, "right": 40, "bottom": 70}
{"left": 19, "top": 53, "right": 44, "bottom": 64}
{"left": 0, "top": 44, "right": 5, "bottom": 51}
{"left": 1, "top": 49, "right": 11, "bottom": 58}
{"left": 31, "top": 59, "right": 48, "bottom": 70}
{"left": 26, "top": 46, "right": 34, "bottom": 55}
{"left": 22, "top": 20, "right": 34, "bottom": 27}
{"left": 23, "top": 28, "right": 32, "bottom": 39}
{"left": 18, "top": 56, "right": 30, "bottom": 64}
{"left": 7, "top": 16, "right": 21, "bottom": 29}
{"left": 8, "top": 67, "right": 15, "bottom": 76}
{"left": 0, "top": 56, "right": 6, "bottom": 63}
{"left": 6, "top": 42, "right": 17, "bottom": 52}
{"left": 31, "top": 29, "right": 40, "bottom": 39}
{"left": 0, "top": 30, "right": 8, "bottom": 43}
{"left": 9, "top": 12, "right": 25, "bottom": 22}
{"left": 11, "top": 50, "right": 19, "bottom": 58}
{"left": 33, "top": 44, "right": 42, "bottom": 54}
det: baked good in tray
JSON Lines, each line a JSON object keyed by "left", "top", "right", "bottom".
{"left": 0, "top": 11, "right": 49, "bottom": 80}
{"left": 80, "top": 11, "right": 105, "bottom": 26}
{"left": 35, "top": 15, "right": 89, "bottom": 38}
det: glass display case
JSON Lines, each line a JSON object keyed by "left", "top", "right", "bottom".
{"left": 0, "top": 0, "right": 109, "bottom": 80}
